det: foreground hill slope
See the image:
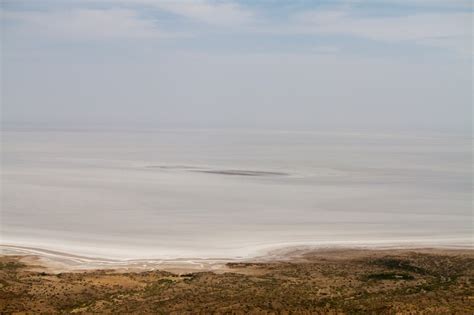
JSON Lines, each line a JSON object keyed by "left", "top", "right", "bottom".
{"left": 1, "top": 249, "right": 473, "bottom": 314}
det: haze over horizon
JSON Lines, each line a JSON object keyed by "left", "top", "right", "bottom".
{"left": 1, "top": 0, "right": 472, "bottom": 133}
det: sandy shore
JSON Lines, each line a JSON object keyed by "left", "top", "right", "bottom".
{"left": 2, "top": 242, "right": 472, "bottom": 273}
{"left": 1, "top": 244, "right": 234, "bottom": 274}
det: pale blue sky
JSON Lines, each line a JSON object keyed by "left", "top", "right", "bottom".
{"left": 1, "top": 0, "right": 472, "bottom": 132}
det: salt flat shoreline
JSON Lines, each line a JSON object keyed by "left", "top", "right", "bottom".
{"left": 2, "top": 242, "right": 472, "bottom": 274}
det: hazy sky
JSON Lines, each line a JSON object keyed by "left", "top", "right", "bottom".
{"left": 1, "top": 0, "right": 472, "bottom": 131}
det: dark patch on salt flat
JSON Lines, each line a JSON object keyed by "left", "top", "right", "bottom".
{"left": 145, "top": 165, "right": 288, "bottom": 177}
{"left": 193, "top": 170, "right": 288, "bottom": 177}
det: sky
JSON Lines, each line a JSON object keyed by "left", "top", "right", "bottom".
{"left": 1, "top": 0, "right": 472, "bottom": 132}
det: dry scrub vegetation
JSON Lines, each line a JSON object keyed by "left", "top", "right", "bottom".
{"left": 1, "top": 250, "right": 473, "bottom": 314}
